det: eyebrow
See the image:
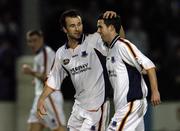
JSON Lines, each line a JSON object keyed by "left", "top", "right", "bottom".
{"left": 69, "top": 21, "right": 81, "bottom": 26}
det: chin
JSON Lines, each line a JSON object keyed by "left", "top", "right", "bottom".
{"left": 102, "top": 37, "right": 106, "bottom": 42}
{"left": 102, "top": 39, "right": 106, "bottom": 43}
{"left": 77, "top": 35, "right": 82, "bottom": 39}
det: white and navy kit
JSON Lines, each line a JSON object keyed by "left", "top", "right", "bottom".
{"left": 47, "top": 33, "right": 110, "bottom": 130}
{"left": 28, "top": 45, "right": 66, "bottom": 129}
{"left": 106, "top": 35, "right": 155, "bottom": 131}
{"left": 33, "top": 46, "right": 55, "bottom": 96}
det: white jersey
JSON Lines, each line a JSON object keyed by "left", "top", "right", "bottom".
{"left": 29, "top": 45, "right": 66, "bottom": 128}
{"left": 34, "top": 45, "right": 55, "bottom": 95}
{"left": 106, "top": 35, "right": 155, "bottom": 111}
{"left": 47, "top": 33, "right": 107, "bottom": 110}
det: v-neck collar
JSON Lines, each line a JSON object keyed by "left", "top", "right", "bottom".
{"left": 109, "top": 35, "right": 120, "bottom": 49}
{"left": 65, "top": 34, "right": 85, "bottom": 49}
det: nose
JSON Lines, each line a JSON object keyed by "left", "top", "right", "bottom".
{"left": 97, "top": 28, "right": 100, "bottom": 33}
{"left": 75, "top": 25, "right": 80, "bottom": 31}
{"left": 75, "top": 26, "right": 78, "bottom": 31}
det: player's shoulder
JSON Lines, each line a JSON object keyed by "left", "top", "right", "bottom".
{"left": 45, "top": 45, "right": 55, "bottom": 53}
{"left": 56, "top": 44, "right": 66, "bottom": 55}
{"left": 116, "top": 38, "right": 140, "bottom": 56}
{"left": 117, "top": 38, "right": 134, "bottom": 48}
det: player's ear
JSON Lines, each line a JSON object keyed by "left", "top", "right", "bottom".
{"left": 62, "top": 27, "right": 67, "bottom": 33}
{"left": 109, "top": 25, "right": 115, "bottom": 32}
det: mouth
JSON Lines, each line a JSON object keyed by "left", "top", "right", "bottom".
{"left": 74, "top": 33, "right": 82, "bottom": 38}
{"left": 74, "top": 32, "right": 81, "bottom": 35}
{"left": 74, "top": 34, "right": 80, "bottom": 37}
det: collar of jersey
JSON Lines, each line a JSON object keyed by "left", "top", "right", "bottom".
{"left": 109, "top": 35, "right": 120, "bottom": 49}
{"left": 65, "top": 34, "right": 85, "bottom": 49}
{"left": 35, "top": 45, "right": 45, "bottom": 54}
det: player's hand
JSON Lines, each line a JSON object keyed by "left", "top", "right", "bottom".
{"left": 103, "top": 11, "right": 117, "bottom": 19}
{"left": 36, "top": 98, "right": 47, "bottom": 119}
{"left": 22, "top": 64, "right": 33, "bottom": 75}
{"left": 151, "top": 90, "right": 161, "bottom": 106}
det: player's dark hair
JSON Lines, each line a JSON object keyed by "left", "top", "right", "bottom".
{"left": 27, "top": 29, "right": 43, "bottom": 37}
{"left": 60, "top": 9, "right": 82, "bottom": 29}
{"left": 98, "top": 13, "right": 121, "bottom": 33}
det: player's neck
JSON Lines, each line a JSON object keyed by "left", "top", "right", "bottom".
{"left": 68, "top": 39, "right": 79, "bottom": 49}
{"left": 107, "top": 33, "right": 118, "bottom": 45}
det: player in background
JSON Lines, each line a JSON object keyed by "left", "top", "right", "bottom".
{"left": 36, "top": 10, "right": 125, "bottom": 131}
{"left": 97, "top": 14, "right": 161, "bottom": 131}
{"left": 22, "top": 30, "right": 66, "bottom": 131}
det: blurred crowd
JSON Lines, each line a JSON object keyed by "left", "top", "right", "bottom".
{"left": 0, "top": 0, "right": 20, "bottom": 100}
{"left": 0, "top": 0, "right": 179, "bottom": 101}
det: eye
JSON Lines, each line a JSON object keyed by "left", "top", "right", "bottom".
{"left": 70, "top": 24, "right": 75, "bottom": 28}
{"left": 77, "top": 22, "right": 82, "bottom": 27}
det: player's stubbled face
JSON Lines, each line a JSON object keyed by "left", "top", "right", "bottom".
{"left": 27, "top": 35, "right": 42, "bottom": 53}
{"left": 64, "top": 16, "right": 83, "bottom": 40}
{"left": 97, "top": 19, "right": 110, "bottom": 43}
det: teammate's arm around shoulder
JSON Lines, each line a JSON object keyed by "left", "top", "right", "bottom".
{"left": 120, "top": 26, "right": 125, "bottom": 38}
{"left": 146, "top": 67, "right": 161, "bottom": 106}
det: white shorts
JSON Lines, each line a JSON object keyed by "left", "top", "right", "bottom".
{"left": 27, "top": 91, "right": 66, "bottom": 130}
{"left": 67, "top": 101, "right": 100, "bottom": 131}
{"left": 107, "top": 98, "right": 147, "bottom": 131}
{"left": 67, "top": 100, "right": 110, "bottom": 131}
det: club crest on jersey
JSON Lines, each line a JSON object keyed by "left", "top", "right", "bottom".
{"left": 111, "top": 56, "right": 115, "bottom": 63}
{"left": 108, "top": 70, "right": 117, "bottom": 77}
{"left": 91, "top": 125, "right": 96, "bottom": 131}
{"left": 81, "top": 51, "right": 88, "bottom": 57}
{"left": 112, "top": 121, "right": 117, "bottom": 127}
{"left": 63, "top": 59, "right": 70, "bottom": 65}
{"left": 51, "top": 119, "right": 56, "bottom": 127}
{"left": 108, "top": 121, "right": 117, "bottom": 131}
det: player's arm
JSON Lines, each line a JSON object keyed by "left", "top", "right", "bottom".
{"left": 30, "top": 71, "right": 46, "bottom": 82}
{"left": 37, "top": 83, "right": 54, "bottom": 119}
{"left": 22, "top": 64, "right": 46, "bottom": 82}
{"left": 146, "top": 68, "right": 161, "bottom": 106}
{"left": 119, "top": 42, "right": 161, "bottom": 106}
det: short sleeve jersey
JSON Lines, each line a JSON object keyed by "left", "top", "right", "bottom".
{"left": 34, "top": 45, "right": 55, "bottom": 95}
{"left": 47, "top": 33, "right": 107, "bottom": 110}
{"left": 106, "top": 35, "right": 155, "bottom": 111}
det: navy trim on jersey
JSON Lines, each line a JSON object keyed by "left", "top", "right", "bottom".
{"left": 123, "top": 60, "right": 143, "bottom": 102}
{"left": 109, "top": 35, "right": 120, "bottom": 49}
{"left": 62, "top": 65, "right": 70, "bottom": 77}
{"left": 94, "top": 49, "right": 112, "bottom": 100}
{"left": 65, "top": 34, "right": 85, "bottom": 49}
